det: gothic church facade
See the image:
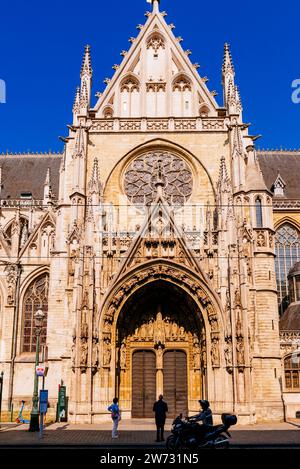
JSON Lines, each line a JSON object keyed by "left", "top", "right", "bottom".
{"left": 0, "top": 0, "right": 300, "bottom": 423}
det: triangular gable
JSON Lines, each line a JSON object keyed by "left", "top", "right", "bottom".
{"left": 19, "top": 211, "right": 56, "bottom": 260}
{"left": 112, "top": 194, "right": 207, "bottom": 285}
{"left": 93, "top": 8, "right": 219, "bottom": 118}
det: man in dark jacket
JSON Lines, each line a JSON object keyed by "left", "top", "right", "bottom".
{"left": 153, "top": 395, "right": 168, "bottom": 442}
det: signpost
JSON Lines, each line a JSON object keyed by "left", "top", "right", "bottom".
{"left": 36, "top": 365, "right": 46, "bottom": 378}
{"left": 39, "top": 389, "right": 48, "bottom": 439}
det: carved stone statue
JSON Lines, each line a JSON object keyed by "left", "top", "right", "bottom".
{"left": 164, "top": 318, "right": 171, "bottom": 340}
{"left": 147, "top": 319, "right": 154, "bottom": 340}
{"left": 211, "top": 337, "right": 220, "bottom": 367}
{"left": 92, "top": 338, "right": 99, "bottom": 369}
{"left": 179, "top": 326, "right": 186, "bottom": 341}
{"left": 236, "top": 337, "right": 245, "bottom": 367}
{"left": 171, "top": 322, "right": 178, "bottom": 340}
{"left": 105, "top": 305, "right": 115, "bottom": 322}
{"left": 103, "top": 340, "right": 111, "bottom": 367}
{"left": 156, "top": 347, "right": 164, "bottom": 369}
{"left": 209, "top": 314, "right": 218, "bottom": 332}
{"left": 224, "top": 337, "right": 233, "bottom": 369}
{"left": 120, "top": 342, "right": 126, "bottom": 369}
{"left": 80, "top": 338, "right": 88, "bottom": 368}
{"left": 154, "top": 312, "right": 165, "bottom": 345}
{"left": 201, "top": 343, "right": 207, "bottom": 368}
{"left": 193, "top": 342, "right": 201, "bottom": 369}
{"left": 71, "top": 337, "right": 76, "bottom": 368}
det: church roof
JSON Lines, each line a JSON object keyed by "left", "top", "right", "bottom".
{"left": 257, "top": 150, "right": 300, "bottom": 199}
{"left": 288, "top": 261, "right": 300, "bottom": 278}
{"left": 279, "top": 302, "right": 300, "bottom": 331}
{"left": 0, "top": 153, "right": 62, "bottom": 200}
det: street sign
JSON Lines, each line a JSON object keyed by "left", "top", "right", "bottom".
{"left": 36, "top": 365, "right": 45, "bottom": 377}
{"left": 39, "top": 390, "right": 48, "bottom": 414}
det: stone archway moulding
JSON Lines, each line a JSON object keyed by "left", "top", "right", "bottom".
{"left": 98, "top": 260, "right": 225, "bottom": 370}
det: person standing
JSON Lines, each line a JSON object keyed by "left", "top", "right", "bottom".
{"left": 108, "top": 397, "right": 121, "bottom": 439}
{"left": 153, "top": 395, "right": 168, "bottom": 442}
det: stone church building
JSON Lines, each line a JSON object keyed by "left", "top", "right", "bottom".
{"left": 0, "top": 0, "right": 299, "bottom": 423}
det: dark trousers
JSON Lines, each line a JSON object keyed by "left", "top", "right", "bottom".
{"left": 156, "top": 422, "right": 165, "bottom": 441}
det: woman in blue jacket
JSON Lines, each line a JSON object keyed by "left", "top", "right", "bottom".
{"left": 108, "top": 397, "right": 121, "bottom": 439}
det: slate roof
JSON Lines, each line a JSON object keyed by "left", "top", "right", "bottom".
{"left": 257, "top": 150, "right": 300, "bottom": 199}
{"left": 279, "top": 302, "right": 300, "bottom": 331}
{"left": 0, "top": 153, "right": 62, "bottom": 200}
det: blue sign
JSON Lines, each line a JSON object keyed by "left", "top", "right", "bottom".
{"left": 39, "top": 390, "right": 48, "bottom": 414}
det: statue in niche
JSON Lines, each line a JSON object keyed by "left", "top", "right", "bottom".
{"left": 103, "top": 320, "right": 111, "bottom": 334}
{"left": 92, "top": 338, "right": 99, "bottom": 369}
{"left": 140, "top": 323, "right": 147, "bottom": 341}
{"left": 147, "top": 319, "right": 154, "bottom": 340}
{"left": 156, "top": 347, "right": 164, "bottom": 369}
{"left": 211, "top": 337, "right": 220, "bottom": 367}
{"left": 80, "top": 338, "right": 88, "bottom": 367}
{"left": 236, "top": 337, "right": 245, "bottom": 367}
{"left": 209, "top": 315, "right": 218, "bottom": 333}
{"left": 201, "top": 346, "right": 207, "bottom": 368}
{"left": 103, "top": 340, "right": 111, "bottom": 366}
{"left": 193, "top": 342, "right": 201, "bottom": 369}
{"left": 179, "top": 326, "right": 186, "bottom": 341}
{"left": 120, "top": 342, "right": 126, "bottom": 369}
{"left": 164, "top": 318, "right": 171, "bottom": 340}
{"left": 71, "top": 337, "right": 76, "bottom": 368}
{"left": 224, "top": 337, "right": 233, "bottom": 369}
{"left": 171, "top": 321, "right": 178, "bottom": 340}
{"left": 104, "top": 306, "right": 115, "bottom": 324}
{"left": 154, "top": 312, "right": 165, "bottom": 345}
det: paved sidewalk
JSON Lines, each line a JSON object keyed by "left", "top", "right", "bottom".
{"left": 0, "top": 419, "right": 299, "bottom": 447}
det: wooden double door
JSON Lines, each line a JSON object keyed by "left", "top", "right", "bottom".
{"left": 131, "top": 349, "right": 188, "bottom": 418}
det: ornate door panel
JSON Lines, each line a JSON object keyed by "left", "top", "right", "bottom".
{"left": 132, "top": 350, "right": 156, "bottom": 418}
{"left": 163, "top": 350, "right": 188, "bottom": 418}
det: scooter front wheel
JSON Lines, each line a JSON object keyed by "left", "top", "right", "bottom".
{"left": 166, "top": 435, "right": 176, "bottom": 450}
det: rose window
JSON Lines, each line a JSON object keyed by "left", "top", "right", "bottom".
{"left": 124, "top": 151, "right": 193, "bottom": 206}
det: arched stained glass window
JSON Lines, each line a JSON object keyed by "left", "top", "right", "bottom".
{"left": 255, "top": 197, "right": 263, "bottom": 228}
{"left": 275, "top": 224, "right": 300, "bottom": 315}
{"left": 284, "top": 354, "right": 300, "bottom": 389}
{"left": 22, "top": 274, "right": 49, "bottom": 352}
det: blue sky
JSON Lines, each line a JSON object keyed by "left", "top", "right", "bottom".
{"left": 0, "top": 0, "right": 299, "bottom": 152}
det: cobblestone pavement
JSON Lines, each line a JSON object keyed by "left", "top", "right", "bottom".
{"left": 0, "top": 419, "right": 299, "bottom": 447}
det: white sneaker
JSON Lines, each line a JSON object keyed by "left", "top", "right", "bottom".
{"left": 112, "top": 435, "right": 119, "bottom": 439}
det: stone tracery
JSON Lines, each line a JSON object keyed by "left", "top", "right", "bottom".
{"left": 124, "top": 151, "right": 193, "bottom": 206}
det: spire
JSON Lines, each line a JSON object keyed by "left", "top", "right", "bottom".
{"left": 81, "top": 45, "right": 92, "bottom": 80}
{"left": 79, "top": 45, "right": 92, "bottom": 115}
{"left": 222, "top": 43, "right": 235, "bottom": 78}
{"left": 73, "top": 86, "right": 80, "bottom": 125}
{"left": 73, "top": 125, "right": 86, "bottom": 160}
{"left": 43, "top": 167, "right": 53, "bottom": 205}
{"left": 235, "top": 85, "right": 243, "bottom": 115}
{"left": 88, "top": 157, "right": 101, "bottom": 195}
{"left": 217, "top": 156, "right": 231, "bottom": 193}
{"left": 222, "top": 43, "right": 242, "bottom": 119}
{"left": 147, "top": 0, "right": 160, "bottom": 13}
{"left": 44, "top": 167, "right": 51, "bottom": 186}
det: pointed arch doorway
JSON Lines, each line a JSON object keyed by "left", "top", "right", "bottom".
{"left": 116, "top": 280, "right": 206, "bottom": 418}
